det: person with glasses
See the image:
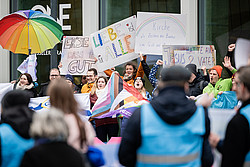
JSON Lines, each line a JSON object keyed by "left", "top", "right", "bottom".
{"left": 38, "top": 68, "right": 61, "bottom": 97}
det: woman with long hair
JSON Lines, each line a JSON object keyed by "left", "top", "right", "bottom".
{"left": 90, "top": 76, "right": 119, "bottom": 142}
{"left": 15, "top": 73, "right": 37, "bottom": 98}
{"left": 47, "top": 78, "right": 95, "bottom": 152}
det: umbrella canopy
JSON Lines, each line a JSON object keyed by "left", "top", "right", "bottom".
{"left": 0, "top": 10, "right": 63, "bottom": 55}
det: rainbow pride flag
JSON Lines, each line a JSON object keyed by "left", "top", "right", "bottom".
{"left": 91, "top": 72, "right": 148, "bottom": 118}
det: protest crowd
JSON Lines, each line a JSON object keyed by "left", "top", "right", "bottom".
{"left": 1, "top": 10, "right": 250, "bottom": 167}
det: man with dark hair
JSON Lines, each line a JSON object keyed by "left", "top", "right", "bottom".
{"left": 119, "top": 65, "right": 214, "bottom": 167}
{"left": 81, "top": 68, "right": 98, "bottom": 93}
{"left": 38, "top": 68, "right": 61, "bottom": 97}
{"left": 210, "top": 65, "right": 250, "bottom": 167}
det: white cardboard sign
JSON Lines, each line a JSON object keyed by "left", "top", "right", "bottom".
{"left": 90, "top": 16, "right": 138, "bottom": 71}
{"left": 60, "top": 36, "right": 96, "bottom": 75}
{"left": 135, "top": 12, "right": 187, "bottom": 55}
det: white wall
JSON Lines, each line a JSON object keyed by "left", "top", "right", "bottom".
{"left": 0, "top": 0, "right": 10, "bottom": 82}
{"left": 181, "top": 0, "right": 198, "bottom": 45}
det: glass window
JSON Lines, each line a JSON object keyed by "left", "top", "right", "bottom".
{"left": 199, "top": 0, "right": 250, "bottom": 78}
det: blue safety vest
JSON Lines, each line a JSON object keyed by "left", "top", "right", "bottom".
{"left": 0, "top": 123, "right": 34, "bottom": 167}
{"left": 240, "top": 104, "right": 250, "bottom": 166}
{"left": 136, "top": 103, "right": 205, "bottom": 167}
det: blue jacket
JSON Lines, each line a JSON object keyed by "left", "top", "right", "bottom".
{"left": 0, "top": 123, "right": 34, "bottom": 167}
{"left": 137, "top": 103, "right": 205, "bottom": 167}
{"left": 119, "top": 86, "right": 213, "bottom": 167}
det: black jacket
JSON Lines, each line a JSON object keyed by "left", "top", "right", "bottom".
{"left": 38, "top": 82, "right": 49, "bottom": 97}
{"left": 20, "top": 142, "right": 84, "bottom": 167}
{"left": 187, "top": 74, "right": 208, "bottom": 97}
{"left": 118, "top": 86, "right": 213, "bottom": 167}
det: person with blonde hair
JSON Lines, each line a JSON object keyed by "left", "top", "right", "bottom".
{"left": 20, "top": 108, "right": 84, "bottom": 167}
{"left": 47, "top": 78, "right": 95, "bottom": 152}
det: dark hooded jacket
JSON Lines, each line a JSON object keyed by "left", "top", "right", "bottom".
{"left": 187, "top": 73, "right": 209, "bottom": 97}
{"left": 0, "top": 90, "right": 34, "bottom": 164}
{"left": 118, "top": 86, "right": 213, "bottom": 167}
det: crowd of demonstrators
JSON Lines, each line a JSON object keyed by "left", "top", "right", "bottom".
{"left": 20, "top": 108, "right": 85, "bottom": 167}
{"left": 47, "top": 78, "right": 95, "bottom": 153}
{"left": 64, "top": 74, "right": 81, "bottom": 93}
{"left": 14, "top": 73, "right": 38, "bottom": 98}
{"left": 119, "top": 66, "right": 214, "bottom": 167}
{"left": 81, "top": 68, "right": 98, "bottom": 93}
{"left": 209, "top": 65, "right": 250, "bottom": 167}
{"left": 90, "top": 76, "right": 119, "bottom": 142}
{"left": 39, "top": 68, "right": 61, "bottom": 97}
{"left": 0, "top": 90, "right": 34, "bottom": 167}
{"left": 104, "top": 58, "right": 144, "bottom": 86}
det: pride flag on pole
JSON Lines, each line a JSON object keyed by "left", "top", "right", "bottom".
{"left": 91, "top": 72, "right": 148, "bottom": 119}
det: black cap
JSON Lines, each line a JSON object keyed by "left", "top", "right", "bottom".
{"left": 185, "top": 64, "right": 197, "bottom": 76}
{"left": 160, "top": 66, "right": 191, "bottom": 82}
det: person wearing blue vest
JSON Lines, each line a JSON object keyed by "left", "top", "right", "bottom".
{"left": 209, "top": 65, "right": 250, "bottom": 167}
{"left": 0, "top": 90, "right": 34, "bottom": 167}
{"left": 118, "top": 65, "right": 214, "bottom": 167}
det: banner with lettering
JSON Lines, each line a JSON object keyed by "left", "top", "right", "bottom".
{"left": 60, "top": 36, "right": 96, "bottom": 75}
{"left": 90, "top": 16, "right": 138, "bottom": 71}
{"left": 135, "top": 12, "right": 187, "bottom": 55}
{"left": 162, "top": 45, "right": 216, "bottom": 68}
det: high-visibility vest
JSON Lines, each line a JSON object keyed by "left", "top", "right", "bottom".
{"left": 0, "top": 123, "right": 34, "bottom": 167}
{"left": 137, "top": 103, "right": 205, "bottom": 167}
{"left": 240, "top": 104, "right": 250, "bottom": 167}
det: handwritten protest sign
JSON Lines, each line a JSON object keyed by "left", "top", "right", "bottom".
{"left": 173, "top": 50, "right": 215, "bottom": 68}
{"left": 162, "top": 45, "right": 216, "bottom": 68}
{"left": 90, "top": 16, "right": 138, "bottom": 71}
{"left": 135, "top": 12, "right": 187, "bottom": 55}
{"left": 235, "top": 38, "right": 250, "bottom": 69}
{"left": 60, "top": 36, "right": 96, "bottom": 75}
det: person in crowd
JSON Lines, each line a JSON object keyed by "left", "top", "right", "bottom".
{"left": 104, "top": 58, "right": 144, "bottom": 86}
{"left": 39, "top": 68, "right": 61, "bottom": 97}
{"left": 0, "top": 90, "right": 34, "bottom": 167}
{"left": 90, "top": 76, "right": 119, "bottom": 142}
{"left": 20, "top": 108, "right": 85, "bottom": 167}
{"left": 134, "top": 77, "right": 152, "bottom": 101}
{"left": 81, "top": 68, "right": 98, "bottom": 93}
{"left": 185, "top": 64, "right": 209, "bottom": 99}
{"left": 118, "top": 66, "right": 214, "bottom": 167}
{"left": 65, "top": 74, "right": 81, "bottom": 93}
{"left": 77, "top": 75, "right": 87, "bottom": 90}
{"left": 14, "top": 73, "right": 37, "bottom": 98}
{"left": 47, "top": 78, "right": 95, "bottom": 152}
{"left": 209, "top": 65, "right": 250, "bottom": 167}
{"left": 203, "top": 56, "right": 237, "bottom": 98}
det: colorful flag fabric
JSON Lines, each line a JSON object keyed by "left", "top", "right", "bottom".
{"left": 91, "top": 72, "right": 148, "bottom": 118}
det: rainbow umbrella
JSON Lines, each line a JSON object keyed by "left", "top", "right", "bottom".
{"left": 0, "top": 10, "right": 63, "bottom": 55}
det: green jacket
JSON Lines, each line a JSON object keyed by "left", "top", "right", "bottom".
{"left": 203, "top": 78, "right": 232, "bottom": 97}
